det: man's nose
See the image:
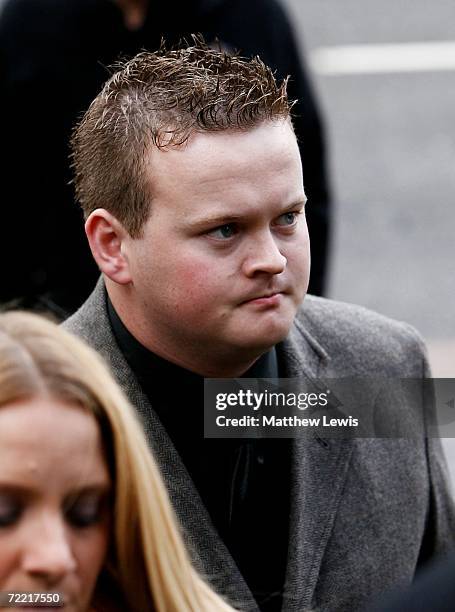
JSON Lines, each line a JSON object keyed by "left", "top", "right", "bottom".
{"left": 22, "top": 515, "right": 77, "bottom": 584}
{"left": 242, "top": 231, "right": 287, "bottom": 277}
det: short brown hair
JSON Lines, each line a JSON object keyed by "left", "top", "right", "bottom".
{"left": 70, "top": 39, "right": 293, "bottom": 237}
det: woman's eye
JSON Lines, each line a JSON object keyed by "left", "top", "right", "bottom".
{"left": 275, "top": 212, "right": 299, "bottom": 226}
{"left": 65, "top": 495, "right": 104, "bottom": 528}
{"left": 0, "top": 496, "right": 21, "bottom": 527}
{"left": 207, "top": 223, "right": 237, "bottom": 240}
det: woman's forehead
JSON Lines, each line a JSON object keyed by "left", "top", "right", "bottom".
{"left": 0, "top": 396, "right": 110, "bottom": 494}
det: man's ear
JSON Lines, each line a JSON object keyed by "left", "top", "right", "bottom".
{"left": 85, "top": 209, "right": 132, "bottom": 285}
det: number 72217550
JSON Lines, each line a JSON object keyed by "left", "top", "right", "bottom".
{"left": 0, "top": 592, "right": 62, "bottom": 607}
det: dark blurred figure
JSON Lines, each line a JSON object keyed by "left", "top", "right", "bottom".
{"left": 0, "top": 0, "right": 331, "bottom": 317}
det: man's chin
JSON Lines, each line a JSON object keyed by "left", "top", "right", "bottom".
{"left": 234, "top": 318, "right": 294, "bottom": 352}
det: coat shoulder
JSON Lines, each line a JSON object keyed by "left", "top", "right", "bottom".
{"left": 62, "top": 279, "right": 111, "bottom": 353}
{"left": 297, "top": 295, "right": 428, "bottom": 376}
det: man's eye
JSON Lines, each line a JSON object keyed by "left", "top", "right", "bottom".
{"left": 207, "top": 224, "right": 237, "bottom": 240}
{"left": 65, "top": 495, "right": 105, "bottom": 528}
{"left": 275, "top": 212, "right": 299, "bottom": 226}
{"left": 0, "top": 496, "right": 22, "bottom": 527}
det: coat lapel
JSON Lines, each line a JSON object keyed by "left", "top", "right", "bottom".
{"left": 279, "top": 316, "right": 354, "bottom": 612}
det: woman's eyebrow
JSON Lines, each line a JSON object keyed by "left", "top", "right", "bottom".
{"left": 65, "top": 483, "right": 111, "bottom": 497}
{"left": 0, "top": 483, "right": 36, "bottom": 497}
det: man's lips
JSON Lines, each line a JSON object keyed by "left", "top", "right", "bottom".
{"left": 240, "top": 291, "right": 285, "bottom": 306}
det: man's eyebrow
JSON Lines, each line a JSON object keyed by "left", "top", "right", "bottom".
{"left": 186, "top": 213, "right": 243, "bottom": 230}
{"left": 287, "top": 197, "right": 307, "bottom": 209}
{"left": 186, "top": 197, "right": 307, "bottom": 230}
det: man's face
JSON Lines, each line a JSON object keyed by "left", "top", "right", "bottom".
{"left": 123, "top": 120, "right": 310, "bottom": 370}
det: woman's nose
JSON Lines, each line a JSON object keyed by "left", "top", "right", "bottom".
{"left": 22, "top": 514, "right": 77, "bottom": 585}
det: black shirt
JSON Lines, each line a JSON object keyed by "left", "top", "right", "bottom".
{"left": 108, "top": 297, "right": 291, "bottom": 611}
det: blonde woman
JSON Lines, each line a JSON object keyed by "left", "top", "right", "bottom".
{"left": 0, "top": 311, "right": 235, "bottom": 612}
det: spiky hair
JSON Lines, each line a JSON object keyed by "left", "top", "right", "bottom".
{"left": 70, "top": 39, "right": 294, "bottom": 236}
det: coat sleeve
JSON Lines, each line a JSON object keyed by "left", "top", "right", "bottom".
{"left": 403, "top": 324, "right": 455, "bottom": 565}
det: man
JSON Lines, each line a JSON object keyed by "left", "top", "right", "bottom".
{"left": 65, "top": 44, "right": 455, "bottom": 611}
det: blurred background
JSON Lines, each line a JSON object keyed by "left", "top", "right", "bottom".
{"left": 282, "top": 0, "right": 455, "bottom": 485}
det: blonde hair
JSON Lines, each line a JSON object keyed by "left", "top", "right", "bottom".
{"left": 0, "top": 311, "right": 235, "bottom": 612}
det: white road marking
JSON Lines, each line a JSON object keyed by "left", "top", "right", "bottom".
{"left": 310, "top": 40, "right": 455, "bottom": 75}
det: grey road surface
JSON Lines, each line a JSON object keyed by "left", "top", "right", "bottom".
{"left": 282, "top": 0, "right": 455, "bottom": 338}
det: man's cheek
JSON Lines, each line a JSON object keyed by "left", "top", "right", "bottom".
{"left": 175, "top": 262, "right": 219, "bottom": 303}
{"left": 290, "top": 240, "right": 310, "bottom": 272}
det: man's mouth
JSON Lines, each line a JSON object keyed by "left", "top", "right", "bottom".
{"left": 241, "top": 291, "right": 284, "bottom": 306}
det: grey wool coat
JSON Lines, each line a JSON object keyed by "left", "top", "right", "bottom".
{"left": 64, "top": 280, "right": 455, "bottom": 612}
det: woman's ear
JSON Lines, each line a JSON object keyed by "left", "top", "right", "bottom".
{"left": 85, "top": 209, "right": 132, "bottom": 285}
